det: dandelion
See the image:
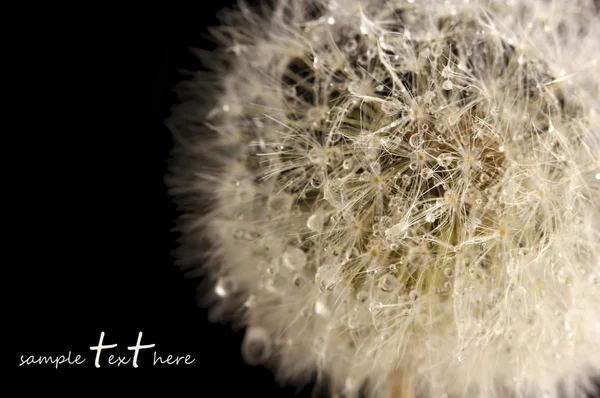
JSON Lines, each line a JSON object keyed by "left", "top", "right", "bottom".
{"left": 167, "top": 0, "right": 600, "bottom": 397}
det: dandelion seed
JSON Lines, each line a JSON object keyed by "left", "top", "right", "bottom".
{"left": 168, "top": 1, "right": 600, "bottom": 397}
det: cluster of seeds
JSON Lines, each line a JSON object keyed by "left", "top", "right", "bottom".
{"left": 169, "top": 1, "right": 600, "bottom": 397}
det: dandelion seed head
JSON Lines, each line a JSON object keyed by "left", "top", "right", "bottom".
{"left": 168, "top": 0, "right": 600, "bottom": 397}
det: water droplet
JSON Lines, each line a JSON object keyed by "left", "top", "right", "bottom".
{"left": 293, "top": 274, "right": 307, "bottom": 288}
{"left": 356, "top": 290, "right": 369, "bottom": 304}
{"left": 369, "top": 300, "right": 383, "bottom": 314}
{"left": 409, "top": 162, "right": 418, "bottom": 171}
{"left": 378, "top": 274, "right": 399, "bottom": 292}
{"left": 310, "top": 171, "right": 325, "bottom": 188}
{"left": 345, "top": 247, "right": 359, "bottom": 260}
{"left": 409, "top": 289, "right": 420, "bottom": 301}
{"left": 215, "top": 277, "right": 236, "bottom": 297}
{"left": 282, "top": 247, "right": 307, "bottom": 270}
{"left": 327, "top": 16, "right": 335, "bottom": 25}
{"left": 437, "top": 153, "right": 452, "bottom": 167}
{"left": 421, "top": 167, "right": 433, "bottom": 179}
{"left": 557, "top": 268, "right": 570, "bottom": 284}
{"left": 441, "top": 66, "right": 452, "bottom": 79}
{"left": 366, "top": 267, "right": 378, "bottom": 277}
{"left": 359, "top": 171, "right": 371, "bottom": 182}
{"left": 315, "top": 297, "right": 331, "bottom": 317}
{"left": 315, "top": 265, "right": 339, "bottom": 293}
{"left": 347, "top": 316, "right": 359, "bottom": 329}
{"left": 308, "top": 147, "right": 326, "bottom": 164}
{"left": 342, "top": 158, "right": 353, "bottom": 170}
{"left": 442, "top": 80, "right": 453, "bottom": 90}
{"left": 343, "top": 39, "right": 358, "bottom": 54}
{"left": 242, "top": 326, "right": 272, "bottom": 365}
{"left": 409, "top": 133, "right": 423, "bottom": 148}
{"left": 244, "top": 295, "right": 256, "bottom": 308}
{"left": 307, "top": 213, "right": 324, "bottom": 232}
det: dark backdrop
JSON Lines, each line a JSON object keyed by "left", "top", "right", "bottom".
{"left": 12, "top": 0, "right": 319, "bottom": 395}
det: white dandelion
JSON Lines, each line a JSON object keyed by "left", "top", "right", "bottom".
{"left": 167, "top": 0, "right": 600, "bottom": 397}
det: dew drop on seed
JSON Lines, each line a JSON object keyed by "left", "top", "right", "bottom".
{"left": 356, "top": 290, "right": 369, "bottom": 304}
{"left": 310, "top": 171, "right": 325, "bottom": 188}
{"left": 244, "top": 295, "right": 256, "bottom": 308}
{"left": 315, "top": 265, "right": 338, "bottom": 293}
{"left": 293, "top": 274, "right": 306, "bottom": 288}
{"left": 369, "top": 300, "right": 383, "bottom": 314}
{"left": 409, "top": 290, "right": 420, "bottom": 301}
{"left": 441, "top": 66, "right": 453, "bottom": 79}
{"left": 379, "top": 274, "right": 399, "bottom": 292}
{"left": 557, "top": 268, "right": 570, "bottom": 284}
{"left": 342, "top": 158, "right": 353, "bottom": 170}
{"left": 409, "top": 133, "right": 424, "bottom": 148}
{"left": 437, "top": 153, "right": 452, "bottom": 167}
{"left": 214, "top": 277, "right": 236, "bottom": 297}
{"left": 347, "top": 316, "right": 359, "bottom": 329}
{"left": 282, "top": 247, "right": 307, "bottom": 270}
{"left": 315, "top": 298, "right": 331, "bottom": 317}
{"left": 442, "top": 80, "right": 453, "bottom": 90}
{"left": 359, "top": 171, "right": 371, "bottom": 181}
{"left": 421, "top": 167, "right": 433, "bottom": 179}
{"left": 242, "top": 326, "right": 272, "bottom": 365}
{"left": 345, "top": 247, "right": 359, "bottom": 260}
{"left": 307, "top": 213, "right": 324, "bottom": 232}
{"left": 308, "top": 147, "right": 326, "bottom": 164}
{"left": 447, "top": 115, "right": 459, "bottom": 125}
{"left": 401, "top": 174, "right": 412, "bottom": 186}
{"left": 409, "top": 162, "right": 418, "bottom": 171}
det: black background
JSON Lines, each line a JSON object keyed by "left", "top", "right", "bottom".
{"left": 11, "top": 0, "right": 599, "bottom": 396}
{"left": 12, "top": 0, "right": 318, "bottom": 395}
